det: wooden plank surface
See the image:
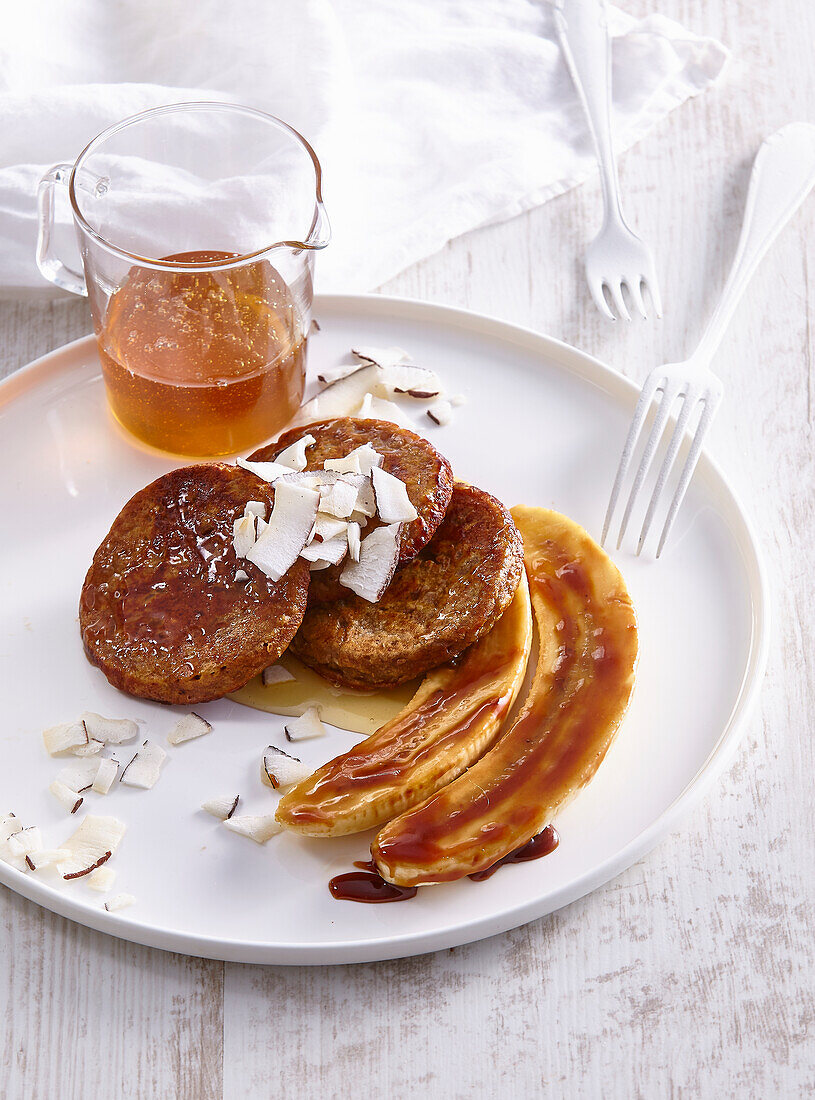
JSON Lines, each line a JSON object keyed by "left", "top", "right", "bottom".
{"left": 2, "top": 1, "right": 814, "bottom": 1096}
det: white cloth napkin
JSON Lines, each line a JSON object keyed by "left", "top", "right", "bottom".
{"left": 0, "top": 0, "right": 728, "bottom": 297}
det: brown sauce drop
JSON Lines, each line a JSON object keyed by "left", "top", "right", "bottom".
{"left": 328, "top": 828, "right": 559, "bottom": 903}
{"left": 328, "top": 867, "right": 418, "bottom": 904}
{"left": 468, "top": 825, "right": 560, "bottom": 882}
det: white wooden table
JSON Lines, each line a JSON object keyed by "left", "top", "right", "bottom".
{"left": 2, "top": 2, "right": 814, "bottom": 1096}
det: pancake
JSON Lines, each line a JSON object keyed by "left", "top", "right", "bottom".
{"left": 290, "top": 483, "right": 524, "bottom": 690}
{"left": 79, "top": 463, "right": 310, "bottom": 705}
{"left": 249, "top": 417, "right": 453, "bottom": 565}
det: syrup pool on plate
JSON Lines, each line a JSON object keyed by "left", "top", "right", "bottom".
{"left": 229, "top": 655, "right": 421, "bottom": 736}
{"left": 96, "top": 250, "right": 307, "bottom": 456}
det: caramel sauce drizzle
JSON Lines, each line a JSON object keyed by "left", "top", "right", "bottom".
{"left": 328, "top": 826, "right": 560, "bottom": 902}
{"left": 372, "top": 508, "right": 638, "bottom": 886}
{"left": 276, "top": 577, "right": 532, "bottom": 835}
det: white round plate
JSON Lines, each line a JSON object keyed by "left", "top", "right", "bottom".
{"left": 0, "top": 294, "right": 768, "bottom": 964}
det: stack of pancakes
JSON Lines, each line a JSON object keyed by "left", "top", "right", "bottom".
{"left": 79, "top": 418, "right": 524, "bottom": 704}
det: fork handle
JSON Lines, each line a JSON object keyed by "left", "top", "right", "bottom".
{"left": 694, "top": 123, "right": 815, "bottom": 366}
{"left": 554, "top": 0, "right": 623, "bottom": 225}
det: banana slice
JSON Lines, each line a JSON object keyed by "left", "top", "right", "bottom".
{"left": 372, "top": 507, "right": 638, "bottom": 886}
{"left": 275, "top": 575, "right": 532, "bottom": 836}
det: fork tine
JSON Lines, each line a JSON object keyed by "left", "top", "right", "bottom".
{"left": 616, "top": 379, "right": 683, "bottom": 549}
{"left": 655, "top": 391, "right": 723, "bottom": 558}
{"left": 642, "top": 273, "right": 663, "bottom": 320}
{"left": 627, "top": 278, "right": 648, "bottom": 321}
{"left": 589, "top": 278, "right": 616, "bottom": 322}
{"left": 636, "top": 386, "right": 703, "bottom": 555}
{"left": 607, "top": 281, "right": 632, "bottom": 323}
{"left": 601, "top": 370, "right": 663, "bottom": 545}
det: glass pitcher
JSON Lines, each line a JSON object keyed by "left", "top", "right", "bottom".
{"left": 36, "top": 101, "right": 330, "bottom": 457}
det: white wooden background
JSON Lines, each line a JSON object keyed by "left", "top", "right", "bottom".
{"left": 2, "top": 1, "right": 814, "bottom": 1096}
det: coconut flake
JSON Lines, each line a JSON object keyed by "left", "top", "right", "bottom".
{"left": 80, "top": 713, "right": 139, "bottom": 746}
{"left": 120, "top": 740, "right": 166, "bottom": 789}
{"left": 247, "top": 481, "right": 320, "bottom": 582}
{"left": 0, "top": 817, "right": 27, "bottom": 870}
{"left": 262, "top": 664, "right": 296, "bottom": 687}
{"left": 348, "top": 508, "right": 371, "bottom": 527}
{"left": 49, "top": 779, "right": 84, "bottom": 814}
{"left": 167, "top": 713, "right": 212, "bottom": 746}
{"left": 318, "top": 479, "right": 359, "bottom": 520}
{"left": 261, "top": 746, "right": 312, "bottom": 790}
{"left": 316, "top": 361, "right": 367, "bottom": 387}
{"left": 87, "top": 866, "right": 117, "bottom": 892}
{"left": 255, "top": 517, "right": 268, "bottom": 538}
{"left": 284, "top": 707, "right": 326, "bottom": 743}
{"left": 236, "top": 457, "right": 292, "bottom": 483}
{"left": 57, "top": 815, "right": 126, "bottom": 879}
{"left": 298, "top": 364, "right": 379, "bottom": 422}
{"left": 223, "top": 814, "right": 282, "bottom": 844}
{"left": 26, "top": 848, "right": 71, "bottom": 872}
{"left": 352, "top": 346, "right": 411, "bottom": 369}
{"left": 202, "top": 795, "right": 240, "bottom": 820}
{"left": 0, "top": 843, "right": 25, "bottom": 871}
{"left": 57, "top": 758, "right": 100, "bottom": 793}
{"left": 70, "top": 738, "right": 106, "bottom": 757}
{"left": 323, "top": 444, "right": 384, "bottom": 476}
{"left": 371, "top": 466, "right": 418, "bottom": 523}
{"left": 233, "top": 514, "right": 256, "bottom": 558}
{"left": 353, "top": 477, "right": 377, "bottom": 518}
{"left": 450, "top": 393, "right": 467, "bottom": 407}
{"left": 313, "top": 514, "right": 349, "bottom": 542}
{"left": 347, "top": 521, "right": 362, "bottom": 562}
{"left": 273, "top": 470, "right": 329, "bottom": 492}
{"left": 244, "top": 501, "right": 267, "bottom": 520}
{"left": 0, "top": 813, "right": 22, "bottom": 842}
{"left": 374, "top": 364, "right": 443, "bottom": 400}
{"left": 92, "top": 757, "right": 119, "bottom": 795}
{"left": 275, "top": 433, "right": 316, "bottom": 472}
{"left": 427, "top": 398, "right": 453, "bottom": 426}
{"left": 8, "top": 826, "right": 43, "bottom": 857}
{"left": 356, "top": 392, "right": 415, "bottom": 429}
{"left": 340, "top": 524, "right": 402, "bottom": 603}
{"left": 234, "top": 569, "right": 249, "bottom": 583}
{"left": 300, "top": 532, "right": 348, "bottom": 567}
{"left": 105, "top": 893, "right": 136, "bottom": 912}
{"left": 43, "top": 720, "right": 88, "bottom": 757}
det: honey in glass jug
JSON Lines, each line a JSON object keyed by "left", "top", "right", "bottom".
{"left": 37, "top": 102, "right": 330, "bottom": 456}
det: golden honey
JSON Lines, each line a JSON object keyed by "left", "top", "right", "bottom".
{"left": 96, "top": 250, "right": 306, "bottom": 456}
{"left": 229, "top": 654, "right": 420, "bottom": 737}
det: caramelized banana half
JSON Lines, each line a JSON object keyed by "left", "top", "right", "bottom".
{"left": 275, "top": 576, "right": 532, "bottom": 836}
{"left": 372, "top": 507, "right": 638, "bottom": 886}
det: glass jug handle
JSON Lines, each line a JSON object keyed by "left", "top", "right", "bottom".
{"left": 36, "top": 164, "right": 87, "bottom": 296}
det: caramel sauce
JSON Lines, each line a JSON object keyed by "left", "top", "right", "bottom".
{"left": 328, "top": 829, "right": 559, "bottom": 903}
{"left": 468, "top": 825, "right": 559, "bottom": 881}
{"left": 275, "top": 578, "right": 533, "bottom": 836}
{"left": 78, "top": 466, "right": 299, "bottom": 683}
{"left": 372, "top": 509, "right": 637, "bottom": 886}
{"left": 97, "top": 250, "right": 306, "bottom": 456}
{"left": 328, "top": 865, "right": 418, "bottom": 904}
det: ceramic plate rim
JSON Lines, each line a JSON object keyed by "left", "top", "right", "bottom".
{"left": 0, "top": 292, "right": 770, "bottom": 965}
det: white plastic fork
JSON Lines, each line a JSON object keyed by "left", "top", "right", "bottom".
{"left": 554, "top": 0, "right": 662, "bottom": 321}
{"left": 603, "top": 122, "right": 815, "bottom": 558}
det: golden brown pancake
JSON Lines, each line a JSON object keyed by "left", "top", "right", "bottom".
{"left": 290, "top": 483, "right": 524, "bottom": 690}
{"left": 79, "top": 464, "right": 309, "bottom": 704}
